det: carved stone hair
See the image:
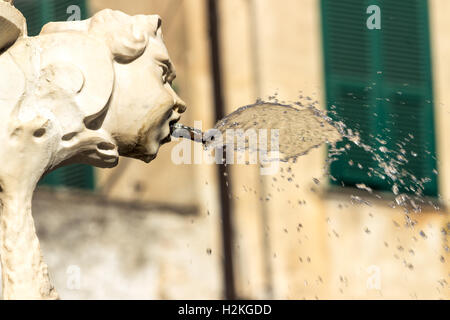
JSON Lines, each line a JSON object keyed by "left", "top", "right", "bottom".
{"left": 90, "top": 9, "right": 161, "bottom": 63}
{"left": 41, "top": 9, "right": 162, "bottom": 63}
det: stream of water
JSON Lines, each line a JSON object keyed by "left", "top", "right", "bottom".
{"left": 195, "top": 96, "right": 441, "bottom": 217}
{"left": 207, "top": 101, "right": 342, "bottom": 160}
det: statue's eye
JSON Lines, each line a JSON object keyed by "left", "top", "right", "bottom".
{"left": 157, "top": 61, "right": 170, "bottom": 82}
{"left": 157, "top": 60, "right": 175, "bottom": 84}
{"left": 163, "top": 64, "right": 169, "bottom": 74}
{"left": 160, "top": 64, "right": 168, "bottom": 77}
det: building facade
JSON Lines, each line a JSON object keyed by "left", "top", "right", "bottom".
{"left": 3, "top": 0, "right": 448, "bottom": 299}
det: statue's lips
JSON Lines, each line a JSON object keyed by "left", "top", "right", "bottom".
{"left": 161, "top": 117, "right": 181, "bottom": 145}
{"left": 160, "top": 135, "right": 171, "bottom": 145}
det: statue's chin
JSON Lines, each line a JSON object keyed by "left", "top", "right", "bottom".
{"left": 139, "top": 135, "right": 173, "bottom": 163}
{"left": 140, "top": 153, "right": 157, "bottom": 163}
{"left": 123, "top": 149, "right": 157, "bottom": 163}
{"left": 121, "top": 142, "right": 159, "bottom": 163}
{"left": 118, "top": 125, "right": 175, "bottom": 163}
{"left": 140, "top": 130, "right": 173, "bottom": 163}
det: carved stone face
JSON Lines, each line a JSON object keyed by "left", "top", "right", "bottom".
{"left": 103, "top": 27, "right": 186, "bottom": 163}
{"left": 26, "top": 9, "right": 188, "bottom": 166}
{"left": 0, "top": 8, "right": 187, "bottom": 174}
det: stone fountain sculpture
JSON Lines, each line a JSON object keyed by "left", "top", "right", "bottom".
{"left": 0, "top": 1, "right": 186, "bottom": 299}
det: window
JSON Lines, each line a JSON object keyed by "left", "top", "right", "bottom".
{"left": 39, "top": 164, "right": 95, "bottom": 190}
{"left": 15, "top": 0, "right": 94, "bottom": 190}
{"left": 321, "top": 0, "right": 438, "bottom": 197}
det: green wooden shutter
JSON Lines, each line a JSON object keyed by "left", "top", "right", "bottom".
{"left": 380, "top": 1, "right": 437, "bottom": 196}
{"left": 14, "top": 0, "right": 42, "bottom": 36}
{"left": 14, "top": 0, "right": 94, "bottom": 190}
{"left": 321, "top": 0, "right": 437, "bottom": 196}
{"left": 322, "top": 0, "right": 385, "bottom": 189}
{"left": 39, "top": 164, "right": 95, "bottom": 190}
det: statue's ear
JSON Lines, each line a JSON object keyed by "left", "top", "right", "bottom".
{"left": 37, "top": 62, "right": 119, "bottom": 169}
{"left": 40, "top": 62, "right": 85, "bottom": 95}
{"left": 38, "top": 62, "right": 86, "bottom": 135}
{"left": 39, "top": 32, "right": 115, "bottom": 130}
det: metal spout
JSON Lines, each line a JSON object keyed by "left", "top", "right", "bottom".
{"left": 170, "top": 123, "right": 205, "bottom": 144}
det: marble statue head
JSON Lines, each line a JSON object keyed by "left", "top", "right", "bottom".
{"left": 81, "top": 9, "right": 187, "bottom": 164}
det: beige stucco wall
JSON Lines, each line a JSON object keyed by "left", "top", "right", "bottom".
{"left": 431, "top": 0, "right": 450, "bottom": 204}
{"left": 219, "top": 0, "right": 449, "bottom": 299}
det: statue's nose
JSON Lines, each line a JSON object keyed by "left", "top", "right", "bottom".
{"left": 172, "top": 91, "right": 186, "bottom": 114}
{"left": 173, "top": 100, "right": 186, "bottom": 114}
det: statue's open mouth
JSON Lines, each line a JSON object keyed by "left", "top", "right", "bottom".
{"left": 161, "top": 118, "right": 181, "bottom": 145}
